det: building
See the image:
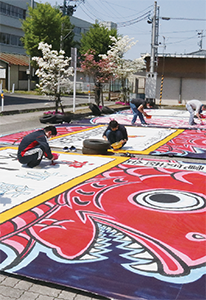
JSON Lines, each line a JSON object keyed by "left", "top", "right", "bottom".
{"left": 0, "top": 0, "right": 31, "bottom": 90}
{"left": 99, "top": 21, "right": 117, "bottom": 30}
{"left": 0, "top": 0, "right": 92, "bottom": 91}
{"left": 1, "top": 0, "right": 204, "bottom": 101}
{"left": 144, "top": 50, "right": 206, "bottom": 105}
{"left": 0, "top": 0, "right": 27, "bottom": 55}
{"left": 70, "top": 16, "right": 91, "bottom": 44}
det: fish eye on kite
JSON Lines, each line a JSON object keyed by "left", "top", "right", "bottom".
{"left": 133, "top": 190, "right": 205, "bottom": 211}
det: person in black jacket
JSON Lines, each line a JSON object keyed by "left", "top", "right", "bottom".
{"left": 17, "top": 126, "right": 57, "bottom": 168}
{"left": 103, "top": 120, "right": 128, "bottom": 148}
{"left": 130, "top": 98, "right": 151, "bottom": 125}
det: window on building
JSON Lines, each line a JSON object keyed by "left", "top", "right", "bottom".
{"left": 0, "top": 1, "right": 26, "bottom": 19}
{"left": 73, "top": 27, "right": 81, "bottom": 35}
{"left": 17, "top": 36, "right": 23, "bottom": 47}
{"left": 0, "top": 32, "right": 23, "bottom": 47}
{"left": 6, "top": 3, "right": 10, "bottom": 15}
{"left": 11, "top": 35, "right": 17, "bottom": 45}
{"left": 0, "top": 32, "right": 10, "bottom": 44}
{"left": 83, "top": 28, "right": 88, "bottom": 34}
{"left": 0, "top": 1, "right": 6, "bottom": 14}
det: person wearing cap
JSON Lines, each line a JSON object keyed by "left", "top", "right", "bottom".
{"left": 103, "top": 120, "right": 128, "bottom": 148}
{"left": 186, "top": 99, "right": 206, "bottom": 125}
{"left": 18, "top": 125, "right": 57, "bottom": 168}
{"left": 130, "top": 98, "right": 151, "bottom": 126}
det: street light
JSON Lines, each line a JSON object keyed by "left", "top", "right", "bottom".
{"left": 161, "top": 17, "right": 170, "bottom": 21}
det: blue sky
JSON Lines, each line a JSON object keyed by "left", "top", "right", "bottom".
{"left": 38, "top": 0, "right": 206, "bottom": 59}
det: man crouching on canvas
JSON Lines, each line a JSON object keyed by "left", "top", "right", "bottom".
{"left": 103, "top": 120, "right": 128, "bottom": 149}
{"left": 18, "top": 125, "right": 57, "bottom": 168}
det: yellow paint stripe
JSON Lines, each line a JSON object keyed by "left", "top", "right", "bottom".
{"left": 108, "top": 129, "right": 184, "bottom": 155}
{"left": 0, "top": 153, "right": 128, "bottom": 224}
{"left": 0, "top": 146, "right": 17, "bottom": 150}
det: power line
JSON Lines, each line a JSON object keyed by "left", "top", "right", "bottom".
{"left": 79, "top": 1, "right": 153, "bottom": 27}
{"left": 78, "top": 4, "right": 95, "bottom": 21}
{"left": 166, "top": 35, "right": 197, "bottom": 45}
{"left": 104, "top": 1, "right": 153, "bottom": 14}
{"left": 161, "top": 29, "right": 206, "bottom": 34}
{"left": 83, "top": 1, "right": 105, "bottom": 20}
{"left": 102, "top": 2, "right": 153, "bottom": 21}
{"left": 117, "top": 11, "right": 152, "bottom": 27}
{"left": 96, "top": 0, "right": 125, "bottom": 20}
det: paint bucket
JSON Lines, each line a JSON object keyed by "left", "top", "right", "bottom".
{"left": 111, "top": 141, "right": 123, "bottom": 150}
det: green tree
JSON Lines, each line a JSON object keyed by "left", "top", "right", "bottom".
{"left": 80, "top": 22, "right": 118, "bottom": 61}
{"left": 21, "top": 2, "right": 74, "bottom": 58}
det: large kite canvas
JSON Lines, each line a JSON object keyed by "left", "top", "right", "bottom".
{"left": 0, "top": 108, "right": 206, "bottom": 299}
{"left": 91, "top": 108, "right": 206, "bottom": 129}
{"left": 0, "top": 147, "right": 205, "bottom": 300}
{"left": 1, "top": 121, "right": 206, "bottom": 159}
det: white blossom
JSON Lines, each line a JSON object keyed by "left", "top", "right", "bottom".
{"left": 100, "top": 35, "right": 146, "bottom": 79}
{"left": 32, "top": 42, "right": 73, "bottom": 99}
{"left": 99, "top": 35, "right": 146, "bottom": 101}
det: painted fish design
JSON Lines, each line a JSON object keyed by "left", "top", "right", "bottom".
{"left": 0, "top": 159, "right": 205, "bottom": 284}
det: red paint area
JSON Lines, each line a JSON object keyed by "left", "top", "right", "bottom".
{"left": 1, "top": 159, "right": 205, "bottom": 278}
{"left": 152, "top": 129, "right": 206, "bottom": 156}
{"left": 0, "top": 126, "right": 91, "bottom": 145}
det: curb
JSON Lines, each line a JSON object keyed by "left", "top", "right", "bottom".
{"left": 0, "top": 103, "right": 129, "bottom": 117}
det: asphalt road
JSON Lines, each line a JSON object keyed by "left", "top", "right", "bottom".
{"left": 2, "top": 93, "right": 92, "bottom": 108}
{"left": 0, "top": 93, "right": 95, "bottom": 134}
{"left": 3, "top": 94, "right": 50, "bottom": 105}
{"left": 0, "top": 110, "right": 50, "bottom": 134}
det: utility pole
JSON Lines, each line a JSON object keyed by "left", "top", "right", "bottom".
{"left": 60, "top": 0, "right": 77, "bottom": 17}
{"left": 197, "top": 30, "right": 203, "bottom": 50}
{"left": 63, "top": 0, "right": 66, "bottom": 16}
{"left": 150, "top": 1, "right": 159, "bottom": 73}
{"left": 145, "top": 1, "right": 160, "bottom": 104}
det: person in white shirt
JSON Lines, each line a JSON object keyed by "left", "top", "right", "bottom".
{"left": 186, "top": 99, "right": 206, "bottom": 125}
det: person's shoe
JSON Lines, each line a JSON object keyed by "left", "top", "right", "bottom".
{"left": 190, "top": 122, "right": 197, "bottom": 125}
{"left": 141, "top": 123, "right": 148, "bottom": 127}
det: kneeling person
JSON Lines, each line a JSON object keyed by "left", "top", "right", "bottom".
{"left": 103, "top": 120, "right": 128, "bottom": 148}
{"left": 18, "top": 125, "right": 57, "bottom": 168}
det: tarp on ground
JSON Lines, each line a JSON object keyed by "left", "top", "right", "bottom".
{"left": 0, "top": 148, "right": 205, "bottom": 300}
{"left": 0, "top": 125, "right": 92, "bottom": 146}
{"left": 1, "top": 125, "right": 206, "bottom": 159}
{"left": 91, "top": 109, "right": 206, "bottom": 129}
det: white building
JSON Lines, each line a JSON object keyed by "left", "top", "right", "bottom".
{"left": 99, "top": 21, "right": 117, "bottom": 30}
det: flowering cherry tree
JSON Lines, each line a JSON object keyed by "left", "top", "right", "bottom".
{"left": 80, "top": 50, "right": 116, "bottom": 106}
{"left": 32, "top": 42, "right": 73, "bottom": 113}
{"left": 101, "top": 36, "right": 147, "bottom": 103}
